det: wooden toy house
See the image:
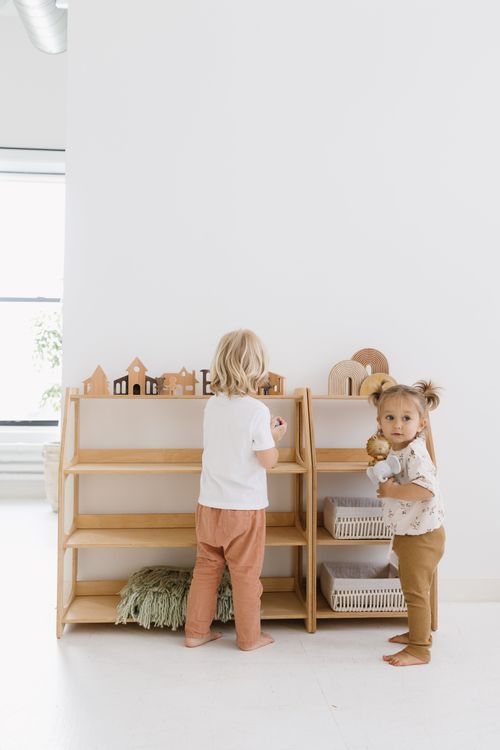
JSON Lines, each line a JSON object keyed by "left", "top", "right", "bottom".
{"left": 258, "top": 371, "right": 286, "bottom": 396}
{"left": 113, "top": 357, "right": 160, "bottom": 395}
{"left": 83, "top": 365, "right": 110, "bottom": 396}
{"left": 159, "top": 367, "right": 199, "bottom": 396}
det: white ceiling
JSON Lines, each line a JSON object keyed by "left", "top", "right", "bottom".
{"left": 0, "top": 1, "right": 68, "bottom": 17}
{"left": 0, "top": 0, "right": 17, "bottom": 17}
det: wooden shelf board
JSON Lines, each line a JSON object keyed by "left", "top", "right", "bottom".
{"left": 316, "top": 462, "right": 369, "bottom": 473}
{"left": 64, "top": 461, "right": 307, "bottom": 475}
{"left": 316, "top": 592, "right": 407, "bottom": 619}
{"left": 66, "top": 526, "right": 307, "bottom": 548}
{"left": 266, "top": 526, "right": 307, "bottom": 546}
{"left": 312, "top": 395, "right": 369, "bottom": 400}
{"left": 72, "top": 395, "right": 210, "bottom": 400}
{"left": 64, "top": 595, "right": 120, "bottom": 623}
{"left": 260, "top": 591, "right": 306, "bottom": 619}
{"left": 270, "top": 462, "right": 307, "bottom": 474}
{"left": 65, "top": 462, "right": 202, "bottom": 475}
{"left": 316, "top": 527, "right": 390, "bottom": 545}
{"left": 71, "top": 394, "right": 300, "bottom": 401}
{"left": 64, "top": 591, "right": 306, "bottom": 624}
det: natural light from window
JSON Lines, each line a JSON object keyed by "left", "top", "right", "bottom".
{"left": 0, "top": 175, "right": 65, "bottom": 423}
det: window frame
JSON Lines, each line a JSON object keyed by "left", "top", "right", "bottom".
{"left": 0, "top": 147, "right": 65, "bottom": 427}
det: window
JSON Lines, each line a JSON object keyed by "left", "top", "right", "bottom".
{"left": 0, "top": 150, "right": 65, "bottom": 425}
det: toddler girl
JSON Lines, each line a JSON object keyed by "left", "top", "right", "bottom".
{"left": 184, "top": 329, "right": 287, "bottom": 650}
{"left": 370, "top": 381, "right": 445, "bottom": 666}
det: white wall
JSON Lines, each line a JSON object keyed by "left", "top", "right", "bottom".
{"left": 63, "top": 1, "right": 500, "bottom": 594}
{"left": 0, "top": 12, "right": 66, "bottom": 148}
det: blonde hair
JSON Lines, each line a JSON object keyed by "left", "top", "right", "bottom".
{"left": 210, "top": 329, "right": 268, "bottom": 396}
{"left": 369, "top": 380, "right": 441, "bottom": 417}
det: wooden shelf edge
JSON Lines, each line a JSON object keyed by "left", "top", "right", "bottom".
{"left": 65, "top": 526, "right": 307, "bottom": 548}
{"left": 316, "top": 610, "right": 408, "bottom": 619}
{"left": 64, "top": 461, "right": 308, "bottom": 475}
{"left": 64, "top": 463, "right": 202, "bottom": 475}
{"left": 315, "top": 591, "right": 407, "bottom": 619}
{"left": 316, "top": 462, "right": 369, "bottom": 473}
{"left": 63, "top": 590, "right": 307, "bottom": 624}
{"left": 71, "top": 394, "right": 302, "bottom": 401}
{"left": 316, "top": 528, "right": 390, "bottom": 546}
{"left": 312, "top": 396, "right": 369, "bottom": 400}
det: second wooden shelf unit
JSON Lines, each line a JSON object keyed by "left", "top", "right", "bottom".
{"left": 307, "top": 393, "right": 439, "bottom": 630}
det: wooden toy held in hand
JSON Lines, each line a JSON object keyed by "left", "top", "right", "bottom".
{"left": 366, "top": 432, "right": 400, "bottom": 486}
{"left": 366, "top": 433, "right": 391, "bottom": 464}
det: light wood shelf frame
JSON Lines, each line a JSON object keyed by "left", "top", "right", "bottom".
{"left": 307, "top": 393, "right": 439, "bottom": 631}
{"left": 57, "top": 388, "right": 314, "bottom": 637}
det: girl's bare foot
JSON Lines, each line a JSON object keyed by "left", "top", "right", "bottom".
{"left": 184, "top": 630, "right": 222, "bottom": 648}
{"left": 388, "top": 632, "right": 409, "bottom": 644}
{"left": 238, "top": 632, "right": 275, "bottom": 651}
{"left": 383, "top": 649, "right": 428, "bottom": 666}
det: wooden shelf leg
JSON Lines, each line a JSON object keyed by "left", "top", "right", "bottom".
{"left": 56, "top": 478, "right": 66, "bottom": 639}
{"left": 305, "top": 389, "right": 316, "bottom": 633}
{"left": 56, "top": 387, "right": 72, "bottom": 639}
{"left": 56, "top": 474, "right": 67, "bottom": 639}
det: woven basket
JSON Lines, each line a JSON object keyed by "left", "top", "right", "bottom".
{"left": 323, "top": 496, "right": 392, "bottom": 540}
{"left": 320, "top": 561, "right": 407, "bottom": 613}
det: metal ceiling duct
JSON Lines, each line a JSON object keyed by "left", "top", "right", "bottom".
{"left": 13, "top": 0, "right": 67, "bottom": 54}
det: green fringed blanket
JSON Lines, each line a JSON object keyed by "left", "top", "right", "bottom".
{"left": 115, "top": 566, "right": 233, "bottom": 630}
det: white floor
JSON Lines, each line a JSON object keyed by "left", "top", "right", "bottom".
{"left": 1, "top": 499, "right": 499, "bottom": 750}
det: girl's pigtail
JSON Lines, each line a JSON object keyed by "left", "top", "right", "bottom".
{"left": 368, "top": 385, "right": 385, "bottom": 407}
{"left": 413, "top": 380, "right": 441, "bottom": 411}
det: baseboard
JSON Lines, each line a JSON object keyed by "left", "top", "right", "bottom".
{"left": 0, "top": 434, "right": 49, "bottom": 501}
{"left": 439, "top": 578, "right": 500, "bottom": 602}
{"left": 0, "top": 476, "right": 45, "bottom": 499}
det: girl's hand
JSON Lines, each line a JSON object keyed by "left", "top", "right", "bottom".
{"left": 378, "top": 478, "right": 433, "bottom": 503}
{"left": 271, "top": 416, "right": 287, "bottom": 442}
{"left": 377, "top": 477, "right": 397, "bottom": 499}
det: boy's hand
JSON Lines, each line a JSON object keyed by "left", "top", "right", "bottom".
{"left": 271, "top": 416, "right": 287, "bottom": 442}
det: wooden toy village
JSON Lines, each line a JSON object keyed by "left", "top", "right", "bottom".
{"left": 81, "top": 348, "right": 395, "bottom": 399}
{"left": 82, "top": 358, "right": 286, "bottom": 397}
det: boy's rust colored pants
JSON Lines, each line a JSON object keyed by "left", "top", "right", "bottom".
{"left": 185, "top": 504, "right": 266, "bottom": 649}
{"left": 393, "top": 525, "right": 446, "bottom": 662}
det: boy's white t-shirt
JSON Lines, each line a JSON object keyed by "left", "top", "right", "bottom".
{"left": 198, "top": 393, "right": 275, "bottom": 510}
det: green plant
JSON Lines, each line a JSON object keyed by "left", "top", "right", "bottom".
{"left": 33, "top": 309, "right": 62, "bottom": 413}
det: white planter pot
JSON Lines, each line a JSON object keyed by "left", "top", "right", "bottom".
{"left": 42, "top": 442, "right": 60, "bottom": 511}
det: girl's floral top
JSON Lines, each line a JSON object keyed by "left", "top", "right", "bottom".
{"left": 382, "top": 436, "right": 444, "bottom": 536}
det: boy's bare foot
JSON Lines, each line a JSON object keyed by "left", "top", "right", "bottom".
{"left": 388, "top": 632, "right": 409, "bottom": 644}
{"left": 238, "top": 632, "right": 275, "bottom": 651}
{"left": 184, "top": 630, "right": 222, "bottom": 648}
{"left": 383, "top": 649, "right": 428, "bottom": 666}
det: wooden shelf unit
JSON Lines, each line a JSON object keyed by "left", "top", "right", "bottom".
{"left": 307, "top": 393, "right": 438, "bottom": 631}
{"left": 57, "top": 388, "right": 314, "bottom": 637}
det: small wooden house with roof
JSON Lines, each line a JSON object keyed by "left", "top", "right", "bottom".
{"left": 114, "top": 357, "right": 160, "bottom": 395}
{"left": 159, "top": 367, "right": 199, "bottom": 396}
{"left": 258, "top": 371, "right": 286, "bottom": 396}
{"left": 83, "top": 365, "right": 110, "bottom": 396}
